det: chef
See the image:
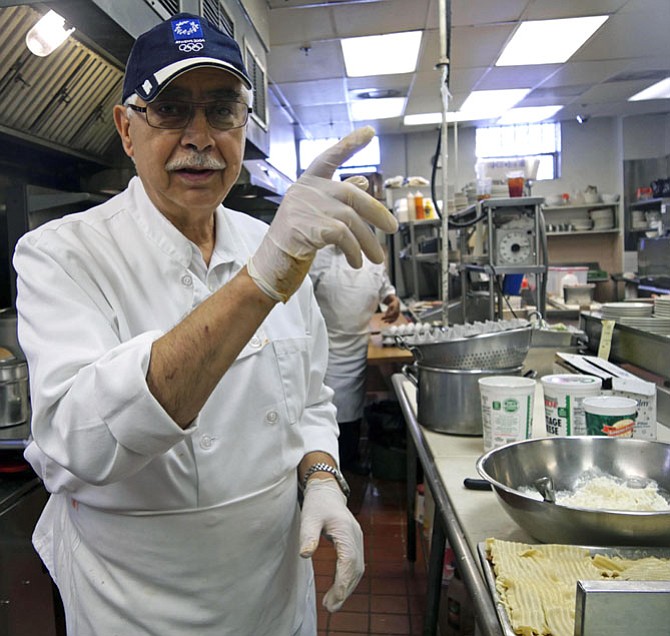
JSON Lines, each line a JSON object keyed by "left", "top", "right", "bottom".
{"left": 310, "top": 243, "right": 400, "bottom": 472}
{"left": 13, "top": 12, "right": 397, "bottom": 635}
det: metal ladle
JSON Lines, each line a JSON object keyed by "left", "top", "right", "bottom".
{"left": 534, "top": 476, "right": 556, "bottom": 503}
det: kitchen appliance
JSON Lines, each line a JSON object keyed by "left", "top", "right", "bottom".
{"left": 454, "top": 197, "right": 548, "bottom": 321}
{"left": 635, "top": 236, "right": 670, "bottom": 297}
{"left": 477, "top": 436, "right": 670, "bottom": 546}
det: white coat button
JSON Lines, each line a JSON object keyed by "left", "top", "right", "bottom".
{"left": 265, "top": 410, "right": 279, "bottom": 424}
{"left": 199, "top": 435, "right": 215, "bottom": 449}
{"left": 181, "top": 274, "right": 193, "bottom": 287}
{"left": 250, "top": 335, "right": 262, "bottom": 348}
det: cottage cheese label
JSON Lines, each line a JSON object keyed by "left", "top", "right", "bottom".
{"left": 541, "top": 374, "right": 602, "bottom": 436}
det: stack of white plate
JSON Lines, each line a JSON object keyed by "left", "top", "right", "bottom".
{"left": 590, "top": 208, "right": 614, "bottom": 230}
{"left": 631, "top": 210, "right": 647, "bottom": 230}
{"left": 602, "top": 301, "right": 670, "bottom": 334}
{"left": 654, "top": 296, "right": 670, "bottom": 317}
{"left": 617, "top": 316, "right": 670, "bottom": 334}
{"left": 601, "top": 302, "right": 653, "bottom": 319}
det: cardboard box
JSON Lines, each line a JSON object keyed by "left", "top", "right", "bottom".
{"left": 553, "top": 353, "right": 657, "bottom": 440}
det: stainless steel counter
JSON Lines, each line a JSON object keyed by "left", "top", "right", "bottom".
{"left": 393, "top": 374, "right": 670, "bottom": 636}
{"left": 580, "top": 311, "right": 670, "bottom": 426}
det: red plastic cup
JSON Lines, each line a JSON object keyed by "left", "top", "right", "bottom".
{"left": 507, "top": 176, "right": 524, "bottom": 197}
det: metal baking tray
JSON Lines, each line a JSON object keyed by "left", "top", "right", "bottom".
{"left": 477, "top": 542, "right": 670, "bottom": 636}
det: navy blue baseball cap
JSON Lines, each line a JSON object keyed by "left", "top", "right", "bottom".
{"left": 122, "top": 12, "right": 252, "bottom": 103}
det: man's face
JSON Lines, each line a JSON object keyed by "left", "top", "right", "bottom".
{"left": 113, "top": 67, "right": 248, "bottom": 222}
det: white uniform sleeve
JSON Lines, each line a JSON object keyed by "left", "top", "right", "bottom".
{"left": 14, "top": 231, "right": 193, "bottom": 488}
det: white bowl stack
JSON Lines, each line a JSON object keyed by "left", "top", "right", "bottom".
{"left": 571, "top": 218, "right": 593, "bottom": 231}
{"left": 601, "top": 193, "right": 620, "bottom": 204}
{"left": 590, "top": 208, "right": 614, "bottom": 230}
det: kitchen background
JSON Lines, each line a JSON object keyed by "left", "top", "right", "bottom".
{"left": 0, "top": 0, "right": 669, "bottom": 309}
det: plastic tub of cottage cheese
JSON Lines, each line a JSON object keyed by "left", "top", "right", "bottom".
{"left": 479, "top": 376, "right": 536, "bottom": 451}
{"left": 541, "top": 374, "right": 602, "bottom": 436}
{"left": 583, "top": 395, "right": 638, "bottom": 437}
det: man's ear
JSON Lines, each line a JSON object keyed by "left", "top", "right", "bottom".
{"left": 113, "top": 104, "right": 134, "bottom": 158}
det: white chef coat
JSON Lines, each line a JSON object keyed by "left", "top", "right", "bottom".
{"left": 309, "top": 245, "right": 395, "bottom": 422}
{"left": 13, "top": 176, "right": 338, "bottom": 635}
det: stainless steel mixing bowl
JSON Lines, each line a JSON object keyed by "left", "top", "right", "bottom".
{"left": 476, "top": 436, "right": 670, "bottom": 546}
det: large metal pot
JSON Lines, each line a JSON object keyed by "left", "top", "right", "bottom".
{"left": 0, "top": 358, "right": 29, "bottom": 427}
{"left": 402, "top": 363, "right": 523, "bottom": 435}
{"left": 0, "top": 308, "right": 24, "bottom": 360}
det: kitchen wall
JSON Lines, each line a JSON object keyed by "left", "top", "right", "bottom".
{"left": 623, "top": 113, "right": 670, "bottom": 159}
{"left": 379, "top": 116, "right": 625, "bottom": 199}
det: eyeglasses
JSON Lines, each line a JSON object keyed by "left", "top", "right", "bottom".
{"left": 128, "top": 100, "right": 251, "bottom": 130}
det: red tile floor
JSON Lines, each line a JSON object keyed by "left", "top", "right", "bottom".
{"left": 314, "top": 471, "right": 428, "bottom": 636}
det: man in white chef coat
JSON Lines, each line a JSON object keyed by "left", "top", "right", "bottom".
{"left": 13, "top": 12, "right": 397, "bottom": 636}
{"left": 309, "top": 246, "right": 399, "bottom": 473}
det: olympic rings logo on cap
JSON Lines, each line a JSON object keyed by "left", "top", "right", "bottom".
{"left": 178, "top": 42, "right": 204, "bottom": 52}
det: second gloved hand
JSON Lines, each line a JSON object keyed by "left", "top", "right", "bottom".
{"left": 299, "top": 478, "right": 365, "bottom": 613}
{"left": 247, "top": 126, "right": 398, "bottom": 302}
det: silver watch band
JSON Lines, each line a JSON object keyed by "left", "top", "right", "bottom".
{"left": 301, "top": 462, "right": 351, "bottom": 498}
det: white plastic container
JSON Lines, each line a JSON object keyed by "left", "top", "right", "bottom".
{"left": 479, "top": 376, "right": 536, "bottom": 451}
{"left": 583, "top": 395, "right": 638, "bottom": 437}
{"left": 546, "top": 266, "right": 588, "bottom": 298}
{"left": 541, "top": 374, "right": 602, "bottom": 436}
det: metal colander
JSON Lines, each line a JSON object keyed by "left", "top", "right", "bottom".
{"left": 397, "top": 325, "right": 532, "bottom": 370}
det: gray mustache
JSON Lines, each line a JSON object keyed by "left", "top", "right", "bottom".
{"left": 166, "top": 154, "right": 227, "bottom": 171}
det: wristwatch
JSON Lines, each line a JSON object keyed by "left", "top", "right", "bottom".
{"left": 301, "top": 462, "right": 351, "bottom": 499}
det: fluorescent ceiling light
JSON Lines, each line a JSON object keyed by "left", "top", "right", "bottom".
{"left": 497, "top": 105, "right": 563, "bottom": 125}
{"left": 404, "top": 113, "right": 443, "bottom": 126}
{"left": 406, "top": 111, "right": 514, "bottom": 125}
{"left": 351, "top": 97, "right": 406, "bottom": 121}
{"left": 341, "top": 31, "right": 422, "bottom": 77}
{"left": 459, "top": 89, "right": 531, "bottom": 119}
{"left": 496, "top": 16, "right": 608, "bottom": 66}
{"left": 629, "top": 77, "right": 670, "bottom": 101}
{"left": 26, "top": 10, "right": 75, "bottom": 57}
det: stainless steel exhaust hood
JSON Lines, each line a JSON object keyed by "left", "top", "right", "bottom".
{"left": 228, "top": 159, "right": 293, "bottom": 207}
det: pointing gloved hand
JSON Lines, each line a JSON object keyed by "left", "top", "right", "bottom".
{"left": 247, "top": 126, "right": 398, "bottom": 302}
{"left": 299, "top": 478, "right": 364, "bottom": 613}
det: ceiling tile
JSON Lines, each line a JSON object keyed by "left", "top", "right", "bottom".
{"left": 268, "top": 41, "right": 344, "bottom": 83}
{"left": 450, "top": 0, "right": 526, "bottom": 27}
{"left": 263, "top": 0, "right": 670, "bottom": 139}
{"left": 476, "top": 65, "right": 562, "bottom": 90}
{"left": 450, "top": 24, "right": 516, "bottom": 68}
{"left": 539, "top": 60, "right": 631, "bottom": 87}
{"left": 274, "top": 79, "right": 348, "bottom": 106}
{"left": 577, "top": 79, "right": 661, "bottom": 104}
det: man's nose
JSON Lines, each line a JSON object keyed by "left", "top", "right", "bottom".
{"left": 180, "top": 106, "right": 215, "bottom": 149}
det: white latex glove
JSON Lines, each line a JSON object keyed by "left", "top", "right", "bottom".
{"left": 299, "top": 478, "right": 365, "bottom": 613}
{"left": 248, "top": 126, "right": 398, "bottom": 302}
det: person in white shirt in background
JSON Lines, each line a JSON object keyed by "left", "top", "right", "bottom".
{"left": 13, "top": 12, "right": 397, "bottom": 636}
{"left": 310, "top": 233, "right": 400, "bottom": 474}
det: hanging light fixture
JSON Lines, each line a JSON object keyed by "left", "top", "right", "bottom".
{"left": 26, "top": 10, "right": 75, "bottom": 57}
